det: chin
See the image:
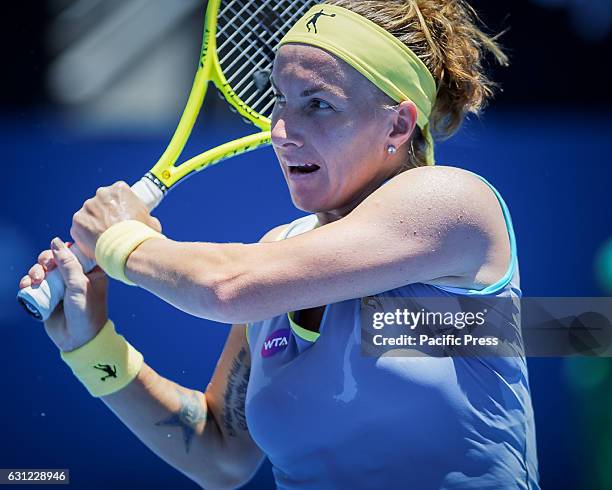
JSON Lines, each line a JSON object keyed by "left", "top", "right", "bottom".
{"left": 287, "top": 182, "right": 342, "bottom": 214}
{"left": 289, "top": 193, "right": 326, "bottom": 213}
{"left": 291, "top": 198, "right": 318, "bottom": 213}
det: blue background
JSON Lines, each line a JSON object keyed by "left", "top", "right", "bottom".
{"left": 1, "top": 108, "right": 611, "bottom": 489}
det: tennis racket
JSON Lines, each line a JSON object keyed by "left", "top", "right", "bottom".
{"left": 18, "top": 0, "right": 315, "bottom": 321}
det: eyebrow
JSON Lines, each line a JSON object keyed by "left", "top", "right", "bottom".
{"left": 269, "top": 75, "right": 344, "bottom": 98}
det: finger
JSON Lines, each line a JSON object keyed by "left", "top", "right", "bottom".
{"left": 28, "top": 263, "right": 46, "bottom": 282}
{"left": 50, "top": 237, "right": 88, "bottom": 293}
{"left": 19, "top": 275, "right": 32, "bottom": 289}
{"left": 38, "top": 249, "right": 56, "bottom": 271}
{"left": 38, "top": 249, "right": 53, "bottom": 264}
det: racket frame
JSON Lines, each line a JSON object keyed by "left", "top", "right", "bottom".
{"left": 17, "top": 0, "right": 314, "bottom": 321}
{"left": 148, "top": 0, "right": 273, "bottom": 191}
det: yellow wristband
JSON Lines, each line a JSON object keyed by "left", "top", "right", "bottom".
{"left": 60, "top": 319, "right": 144, "bottom": 397}
{"left": 95, "top": 220, "right": 165, "bottom": 286}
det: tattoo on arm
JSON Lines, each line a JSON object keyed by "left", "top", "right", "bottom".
{"left": 155, "top": 389, "right": 207, "bottom": 453}
{"left": 222, "top": 347, "right": 250, "bottom": 438}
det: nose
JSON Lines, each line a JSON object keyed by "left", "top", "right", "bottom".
{"left": 271, "top": 113, "right": 303, "bottom": 149}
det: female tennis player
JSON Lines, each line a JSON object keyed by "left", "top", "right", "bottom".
{"left": 20, "top": 1, "right": 540, "bottom": 488}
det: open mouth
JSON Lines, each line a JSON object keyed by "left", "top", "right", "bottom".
{"left": 288, "top": 163, "right": 321, "bottom": 175}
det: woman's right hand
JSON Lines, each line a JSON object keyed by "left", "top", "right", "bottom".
{"left": 18, "top": 237, "right": 109, "bottom": 352}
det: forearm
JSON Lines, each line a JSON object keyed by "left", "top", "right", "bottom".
{"left": 101, "top": 363, "right": 234, "bottom": 489}
{"left": 124, "top": 237, "right": 294, "bottom": 325}
{"left": 125, "top": 238, "right": 247, "bottom": 322}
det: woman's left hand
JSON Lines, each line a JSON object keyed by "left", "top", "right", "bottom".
{"left": 71, "top": 181, "right": 163, "bottom": 259}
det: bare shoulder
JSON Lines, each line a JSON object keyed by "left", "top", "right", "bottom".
{"left": 378, "top": 165, "right": 505, "bottom": 229}
{"left": 365, "top": 165, "right": 511, "bottom": 289}
{"left": 386, "top": 165, "right": 497, "bottom": 201}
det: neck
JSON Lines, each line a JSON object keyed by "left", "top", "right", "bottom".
{"left": 315, "top": 171, "right": 396, "bottom": 226}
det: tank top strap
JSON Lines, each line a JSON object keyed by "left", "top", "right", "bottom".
{"left": 277, "top": 214, "right": 319, "bottom": 241}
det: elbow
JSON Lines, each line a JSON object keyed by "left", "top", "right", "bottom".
{"left": 189, "top": 450, "right": 261, "bottom": 490}
{"left": 211, "top": 274, "right": 252, "bottom": 325}
{"left": 190, "top": 243, "right": 254, "bottom": 323}
{"left": 203, "top": 248, "right": 256, "bottom": 324}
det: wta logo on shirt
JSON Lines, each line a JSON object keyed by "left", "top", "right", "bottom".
{"left": 261, "top": 328, "right": 290, "bottom": 357}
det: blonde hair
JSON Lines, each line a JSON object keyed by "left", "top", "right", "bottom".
{"left": 324, "top": 0, "right": 509, "bottom": 170}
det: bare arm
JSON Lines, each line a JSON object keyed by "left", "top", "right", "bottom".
{"left": 125, "top": 167, "right": 509, "bottom": 324}
{"left": 101, "top": 324, "right": 263, "bottom": 490}
{"left": 100, "top": 363, "right": 227, "bottom": 488}
{"left": 21, "top": 219, "right": 290, "bottom": 489}
{"left": 101, "top": 225, "right": 288, "bottom": 489}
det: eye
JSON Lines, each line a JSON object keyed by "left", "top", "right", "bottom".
{"left": 310, "top": 99, "right": 332, "bottom": 110}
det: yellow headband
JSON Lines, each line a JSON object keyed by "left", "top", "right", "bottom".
{"left": 279, "top": 3, "right": 437, "bottom": 165}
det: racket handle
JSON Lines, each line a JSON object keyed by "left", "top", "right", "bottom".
{"left": 17, "top": 176, "right": 165, "bottom": 321}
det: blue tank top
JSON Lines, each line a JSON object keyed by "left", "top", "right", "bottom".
{"left": 245, "top": 174, "right": 540, "bottom": 489}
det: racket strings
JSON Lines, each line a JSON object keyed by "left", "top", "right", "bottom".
{"left": 218, "top": 0, "right": 308, "bottom": 67}
{"left": 218, "top": 1, "right": 309, "bottom": 84}
{"left": 218, "top": 0, "right": 305, "bottom": 62}
{"left": 227, "top": 3, "right": 312, "bottom": 112}
{"left": 216, "top": 0, "right": 313, "bottom": 119}
{"left": 218, "top": 1, "right": 274, "bottom": 66}
{"left": 227, "top": 1, "right": 312, "bottom": 116}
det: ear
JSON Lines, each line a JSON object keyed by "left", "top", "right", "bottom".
{"left": 387, "top": 100, "right": 418, "bottom": 151}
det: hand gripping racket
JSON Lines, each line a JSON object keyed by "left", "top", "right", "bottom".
{"left": 18, "top": 0, "right": 314, "bottom": 321}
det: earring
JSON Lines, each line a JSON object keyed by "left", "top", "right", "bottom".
{"left": 387, "top": 145, "right": 397, "bottom": 155}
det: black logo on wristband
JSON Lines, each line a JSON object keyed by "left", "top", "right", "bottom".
{"left": 93, "top": 363, "right": 117, "bottom": 381}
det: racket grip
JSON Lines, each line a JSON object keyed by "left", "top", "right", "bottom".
{"left": 17, "top": 245, "right": 97, "bottom": 321}
{"left": 17, "top": 176, "right": 165, "bottom": 321}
